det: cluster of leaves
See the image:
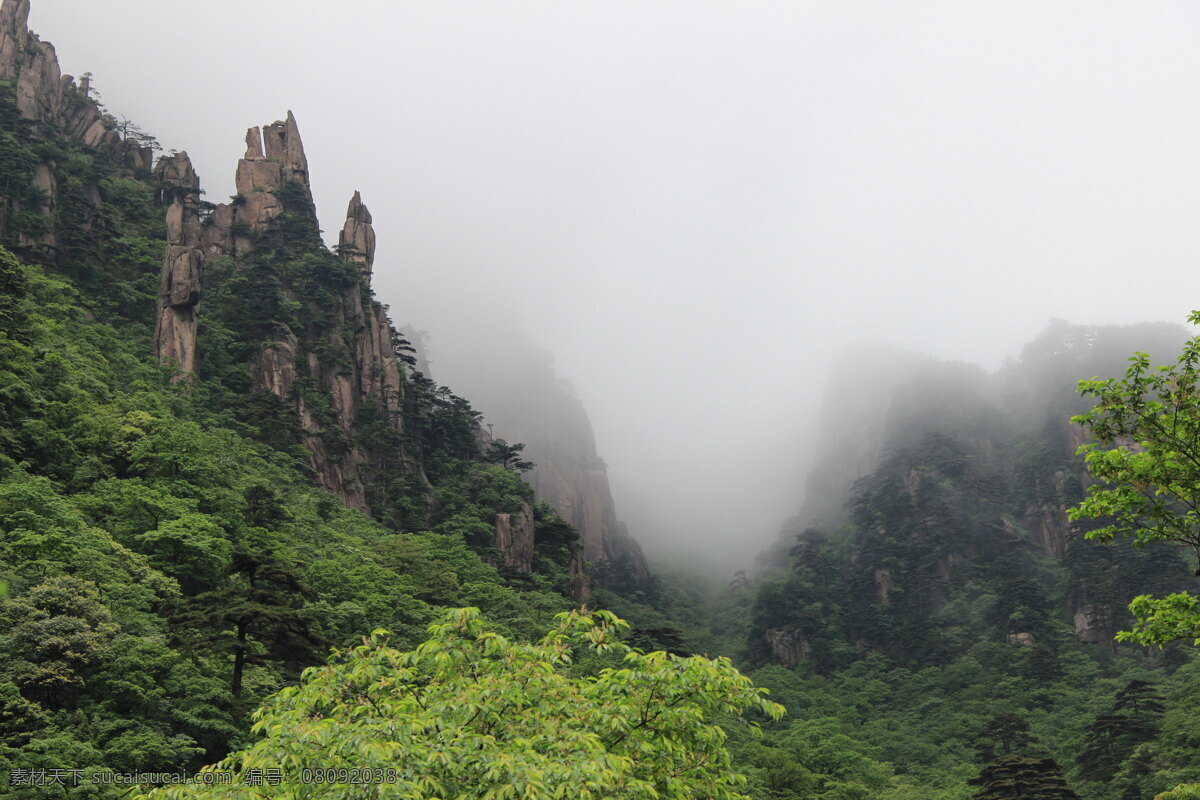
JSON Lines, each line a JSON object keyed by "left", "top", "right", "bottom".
{"left": 139, "top": 607, "right": 784, "bottom": 800}
{"left": 1069, "top": 312, "right": 1200, "bottom": 647}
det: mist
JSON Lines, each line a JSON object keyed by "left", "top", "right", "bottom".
{"left": 29, "top": 1, "right": 1200, "bottom": 568}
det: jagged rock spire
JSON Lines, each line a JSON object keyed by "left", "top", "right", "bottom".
{"left": 0, "top": 0, "right": 118, "bottom": 149}
{"left": 233, "top": 111, "right": 312, "bottom": 245}
{"left": 263, "top": 110, "right": 308, "bottom": 183}
{"left": 339, "top": 190, "right": 376, "bottom": 277}
{"left": 152, "top": 152, "right": 203, "bottom": 379}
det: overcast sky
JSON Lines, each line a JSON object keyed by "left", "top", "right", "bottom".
{"left": 29, "top": 1, "right": 1200, "bottom": 566}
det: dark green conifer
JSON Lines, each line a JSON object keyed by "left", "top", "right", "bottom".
{"left": 968, "top": 754, "right": 1081, "bottom": 799}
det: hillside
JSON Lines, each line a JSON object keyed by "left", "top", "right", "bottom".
{"left": 0, "top": 0, "right": 626, "bottom": 789}
{"left": 719, "top": 322, "right": 1200, "bottom": 798}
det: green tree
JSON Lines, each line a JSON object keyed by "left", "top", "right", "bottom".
{"left": 485, "top": 439, "right": 535, "bottom": 472}
{"left": 1158, "top": 786, "right": 1200, "bottom": 800}
{"left": 169, "top": 549, "right": 325, "bottom": 696}
{"left": 1069, "top": 312, "right": 1200, "bottom": 646}
{"left": 1114, "top": 679, "right": 1166, "bottom": 717}
{"left": 975, "top": 714, "right": 1037, "bottom": 762}
{"left": 0, "top": 245, "right": 28, "bottom": 334}
{"left": 968, "top": 754, "right": 1081, "bottom": 799}
{"left": 0, "top": 576, "right": 119, "bottom": 709}
{"left": 141, "top": 607, "right": 784, "bottom": 800}
{"left": 1077, "top": 680, "right": 1164, "bottom": 782}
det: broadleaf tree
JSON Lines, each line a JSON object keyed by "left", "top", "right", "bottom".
{"left": 141, "top": 607, "right": 785, "bottom": 800}
{"left": 1068, "top": 310, "right": 1200, "bottom": 646}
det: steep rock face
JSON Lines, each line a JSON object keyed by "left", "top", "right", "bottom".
{"left": 491, "top": 502, "right": 536, "bottom": 573}
{"left": 150, "top": 112, "right": 422, "bottom": 513}
{"left": 233, "top": 116, "right": 308, "bottom": 245}
{"left": 529, "top": 442, "right": 647, "bottom": 576}
{"left": 0, "top": 0, "right": 153, "bottom": 250}
{"left": 152, "top": 153, "right": 203, "bottom": 376}
{"left": 0, "top": 0, "right": 152, "bottom": 250}
{"left": 339, "top": 191, "right": 375, "bottom": 277}
{"left": 0, "top": 0, "right": 115, "bottom": 146}
{"left": 1073, "top": 604, "right": 1113, "bottom": 646}
{"left": 764, "top": 626, "right": 811, "bottom": 667}
{"left": 434, "top": 337, "right": 650, "bottom": 581}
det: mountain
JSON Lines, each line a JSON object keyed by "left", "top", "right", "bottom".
{"left": 424, "top": 329, "right": 651, "bottom": 584}
{"left": 0, "top": 0, "right": 640, "bottom": 788}
{"left": 751, "top": 320, "right": 1195, "bottom": 668}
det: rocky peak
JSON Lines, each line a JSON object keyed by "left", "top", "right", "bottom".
{"left": 339, "top": 191, "right": 376, "bottom": 277}
{"left": 263, "top": 111, "right": 308, "bottom": 183}
{"left": 232, "top": 112, "right": 312, "bottom": 242}
{"left": 0, "top": 0, "right": 152, "bottom": 250}
{"left": 0, "top": 0, "right": 122, "bottom": 151}
{"left": 149, "top": 117, "right": 421, "bottom": 513}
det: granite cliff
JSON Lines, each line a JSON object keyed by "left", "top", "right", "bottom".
{"left": 0, "top": 0, "right": 629, "bottom": 588}
{"left": 431, "top": 334, "right": 651, "bottom": 582}
{"left": 149, "top": 115, "right": 419, "bottom": 513}
{"left": 0, "top": 0, "right": 152, "bottom": 255}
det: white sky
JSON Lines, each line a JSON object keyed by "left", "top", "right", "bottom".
{"left": 29, "top": 1, "right": 1200, "bottom": 566}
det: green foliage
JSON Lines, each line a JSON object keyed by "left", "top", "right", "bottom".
{"left": 142, "top": 608, "right": 784, "bottom": 800}
{"left": 0, "top": 245, "right": 29, "bottom": 334}
{"left": 1158, "top": 786, "right": 1200, "bottom": 800}
{"left": 0, "top": 236, "right": 586, "bottom": 794}
{"left": 1069, "top": 311, "right": 1200, "bottom": 646}
{"left": 485, "top": 438, "right": 535, "bottom": 472}
{"left": 976, "top": 714, "right": 1038, "bottom": 762}
{"left": 968, "top": 754, "right": 1080, "bottom": 799}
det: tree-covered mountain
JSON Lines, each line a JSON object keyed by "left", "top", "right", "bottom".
{"left": 718, "top": 322, "right": 1200, "bottom": 798}
{"left": 0, "top": 0, "right": 641, "bottom": 791}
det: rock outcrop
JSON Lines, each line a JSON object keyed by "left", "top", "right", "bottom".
{"left": 764, "top": 626, "right": 812, "bottom": 667}
{"left": 491, "top": 502, "right": 536, "bottom": 573}
{"left": 0, "top": 0, "right": 116, "bottom": 147}
{"left": 339, "top": 191, "right": 376, "bottom": 277}
{"left": 432, "top": 336, "right": 651, "bottom": 581}
{"left": 152, "top": 153, "right": 203, "bottom": 376}
{"left": 147, "top": 110, "right": 424, "bottom": 513}
{"left": 0, "top": 0, "right": 153, "bottom": 249}
{"left": 530, "top": 449, "right": 649, "bottom": 577}
{"left": 1073, "top": 603, "right": 1114, "bottom": 647}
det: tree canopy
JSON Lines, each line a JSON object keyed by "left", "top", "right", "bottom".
{"left": 141, "top": 607, "right": 784, "bottom": 800}
{"left": 1069, "top": 310, "right": 1200, "bottom": 646}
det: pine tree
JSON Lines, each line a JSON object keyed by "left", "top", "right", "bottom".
{"left": 1077, "top": 680, "right": 1165, "bottom": 782}
{"left": 969, "top": 754, "right": 1081, "bottom": 799}
{"left": 976, "top": 714, "right": 1038, "bottom": 762}
{"left": 168, "top": 550, "right": 325, "bottom": 696}
{"left": 1113, "top": 680, "right": 1165, "bottom": 717}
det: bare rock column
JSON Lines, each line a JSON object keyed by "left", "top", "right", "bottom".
{"left": 339, "top": 191, "right": 376, "bottom": 277}
{"left": 152, "top": 152, "right": 203, "bottom": 379}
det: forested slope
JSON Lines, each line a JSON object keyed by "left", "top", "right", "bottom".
{"left": 0, "top": 1, "right": 601, "bottom": 790}
{"left": 703, "top": 323, "right": 1200, "bottom": 799}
